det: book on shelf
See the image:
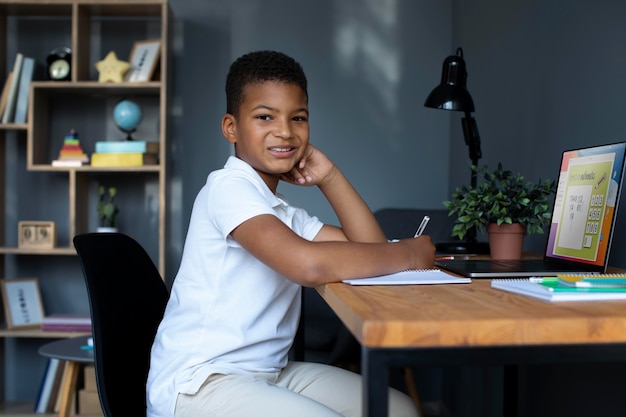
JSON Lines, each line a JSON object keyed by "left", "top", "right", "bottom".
{"left": 91, "top": 151, "right": 158, "bottom": 167}
{"left": 43, "top": 313, "right": 91, "bottom": 325}
{"left": 42, "top": 313, "right": 91, "bottom": 331}
{"left": 33, "top": 358, "right": 51, "bottom": 413}
{"left": 1, "top": 52, "right": 24, "bottom": 123}
{"left": 13, "top": 55, "right": 40, "bottom": 124}
{"left": 34, "top": 357, "right": 61, "bottom": 413}
{"left": 95, "top": 140, "right": 160, "bottom": 154}
{"left": 0, "top": 71, "right": 14, "bottom": 119}
{"left": 52, "top": 362, "right": 67, "bottom": 414}
{"left": 491, "top": 277, "right": 626, "bottom": 302}
{"left": 42, "top": 324, "right": 92, "bottom": 332}
{"left": 46, "top": 360, "right": 67, "bottom": 414}
{"left": 557, "top": 273, "right": 626, "bottom": 288}
{"left": 342, "top": 268, "right": 471, "bottom": 285}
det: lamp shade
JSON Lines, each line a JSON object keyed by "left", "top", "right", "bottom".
{"left": 424, "top": 47, "right": 475, "bottom": 112}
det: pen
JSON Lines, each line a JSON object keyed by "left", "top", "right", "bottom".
{"left": 414, "top": 215, "right": 430, "bottom": 237}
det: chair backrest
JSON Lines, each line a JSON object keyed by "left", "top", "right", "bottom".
{"left": 374, "top": 207, "right": 456, "bottom": 244}
{"left": 73, "top": 232, "right": 169, "bottom": 417}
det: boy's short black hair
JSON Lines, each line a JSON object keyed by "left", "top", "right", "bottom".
{"left": 225, "top": 50, "right": 308, "bottom": 116}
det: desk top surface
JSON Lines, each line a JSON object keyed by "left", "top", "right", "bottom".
{"left": 38, "top": 335, "right": 94, "bottom": 363}
{"left": 316, "top": 266, "right": 626, "bottom": 349}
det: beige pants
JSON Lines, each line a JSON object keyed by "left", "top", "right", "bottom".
{"left": 174, "top": 361, "right": 418, "bottom": 417}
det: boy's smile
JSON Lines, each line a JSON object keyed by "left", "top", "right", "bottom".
{"left": 222, "top": 81, "right": 309, "bottom": 192}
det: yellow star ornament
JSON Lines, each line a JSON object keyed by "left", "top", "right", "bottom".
{"left": 95, "top": 51, "right": 130, "bottom": 83}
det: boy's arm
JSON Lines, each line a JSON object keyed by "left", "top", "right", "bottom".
{"left": 231, "top": 145, "right": 436, "bottom": 286}
{"left": 281, "top": 144, "right": 385, "bottom": 243}
{"left": 231, "top": 214, "right": 435, "bottom": 287}
{"left": 316, "top": 166, "right": 387, "bottom": 243}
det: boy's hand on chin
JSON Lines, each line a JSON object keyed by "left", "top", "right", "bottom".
{"left": 281, "top": 144, "right": 335, "bottom": 186}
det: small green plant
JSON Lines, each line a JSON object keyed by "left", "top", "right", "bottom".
{"left": 97, "top": 186, "right": 119, "bottom": 228}
{"left": 443, "top": 163, "right": 557, "bottom": 240}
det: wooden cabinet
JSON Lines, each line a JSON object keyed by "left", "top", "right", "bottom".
{"left": 0, "top": 0, "right": 170, "bottom": 409}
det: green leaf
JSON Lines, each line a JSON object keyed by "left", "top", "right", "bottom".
{"left": 443, "top": 162, "right": 557, "bottom": 237}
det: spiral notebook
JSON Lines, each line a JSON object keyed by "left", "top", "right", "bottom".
{"left": 491, "top": 277, "right": 626, "bottom": 302}
{"left": 342, "top": 269, "right": 471, "bottom": 285}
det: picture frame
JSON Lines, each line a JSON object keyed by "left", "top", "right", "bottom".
{"left": 0, "top": 278, "right": 45, "bottom": 329}
{"left": 125, "top": 39, "right": 161, "bottom": 82}
{"left": 18, "top": 221, "right": 56, "bottom": 249}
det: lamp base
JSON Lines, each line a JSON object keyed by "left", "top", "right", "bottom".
{"left": 436, "top": 241, "right": 490, "bottom": 255}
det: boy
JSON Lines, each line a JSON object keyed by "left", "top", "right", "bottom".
{"left": 147, "top": 50, "right": 435, "bottom": 417}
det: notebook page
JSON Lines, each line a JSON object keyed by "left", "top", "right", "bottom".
{"left": 342, "top": 269, "right": 471, "bottom": 285}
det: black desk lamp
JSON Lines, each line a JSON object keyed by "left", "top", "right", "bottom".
{"left": 424, "top": 47, "right": 490, "bottom": 254}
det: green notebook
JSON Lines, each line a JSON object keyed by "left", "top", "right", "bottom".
{"left": 491, "top": 277, "right": 626, "bottom": 302}
{"left": 557, "top": 274, "right": 626, "bottom": 288}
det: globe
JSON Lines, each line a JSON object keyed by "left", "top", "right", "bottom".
{"left": 113, "top": 99, "right": 143, "bottom": 140}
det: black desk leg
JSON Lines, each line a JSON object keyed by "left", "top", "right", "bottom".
{"left": 362, "top": 347, "right": 389, "bottom": 417}
{"left": 503, "top": 364, "right": 518, "bottom": 417}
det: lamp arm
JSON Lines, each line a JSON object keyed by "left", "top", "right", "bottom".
{"left": 461, "top": 112, "right": 483, "bottom": 243}
{"left": 461, "top": 112, "right": 482, "bottom": 189}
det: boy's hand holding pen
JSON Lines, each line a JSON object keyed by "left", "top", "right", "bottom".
{"left": 414, "top": 216, "right": 430, "bottom": 237}
{"left": 387, "top": 214, "right": 435, "bottom": 268}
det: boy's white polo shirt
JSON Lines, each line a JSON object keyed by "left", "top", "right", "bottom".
{"left": 147, "top": 156, "right": 324, "bottom": 417}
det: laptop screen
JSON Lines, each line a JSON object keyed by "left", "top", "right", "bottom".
{"left": 545, "top": 141, "right": 626, "bottom": 268}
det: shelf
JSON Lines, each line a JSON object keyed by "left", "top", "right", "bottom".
{"left": 28, "top": 165, "right": 161, "bottom": 172}
{"left": 30, "top": 81, "right": 161, "bottom": 94}
{"left": 0, "top": 0, "right": 169, "bottom": 407}
{"left": 0, "top": 401, "right": 52, "bottom": 416}
{"left": 0, "top": 123, "right": 27, "bottom": 131}
{"left": 0, "top": 328, "right": 89, "bottom": 339}
{"left": 0, "top": 247, "right": 76, "bottom": 255}
{"left": 0, "top": 1, "right": 163, "bottom": 18}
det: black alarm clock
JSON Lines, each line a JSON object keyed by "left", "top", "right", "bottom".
{"left": 46, "top": 47, "right": 72, "bottom": 81}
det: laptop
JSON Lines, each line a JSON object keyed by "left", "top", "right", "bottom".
{"left": 435, "top": 141, "right": 626, "bottom": 278}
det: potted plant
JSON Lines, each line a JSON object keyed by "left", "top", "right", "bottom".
{"left": 97, "top": 186, "right": 119, "bottom": 232}
{"left": 443, "top": 163, "right": 557, "bottom": 259}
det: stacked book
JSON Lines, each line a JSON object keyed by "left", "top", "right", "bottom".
{"left": 1, "top": 52, "right": 43, "bottom": 124}
{"left": 491, "top": 273, "right": 626, "bottom": 302}
{"left": 91, "top": 140, "right": 159, "bottom": 167}
{"left": 34, "top": 358, "right": 66, "bottom": 414}
{"left": 52, "top": 130, "right": 90, "bottom": 167}
{"left": 42, "top": 313, "right": 92, "bottom": 332}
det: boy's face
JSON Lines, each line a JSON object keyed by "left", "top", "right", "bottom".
{"left": 222, "top": 81, "right": 309, "bottom": 190}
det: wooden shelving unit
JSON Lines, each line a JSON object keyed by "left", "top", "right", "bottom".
{"left": 0, "top": 0, "right": 170, "bottom": 411}
{"left": 0, "top": 328, "right": 89, "bottom": 339}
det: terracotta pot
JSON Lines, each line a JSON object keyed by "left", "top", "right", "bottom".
{"left": 487, "top": 223, "right": 526, "bottom": 260}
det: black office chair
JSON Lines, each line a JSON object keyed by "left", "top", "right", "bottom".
{"left": 73, "top": 232, "right": 169, "bottom": 417}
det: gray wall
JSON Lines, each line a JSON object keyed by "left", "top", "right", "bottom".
{"left": 166, "top": 0, "right": 626, "bottom": 282}
{"left": 165, "top": 0, "right": 455, "bottom": 279}
{"left": 451, "top": 0, "right": 626, "bottom": 261}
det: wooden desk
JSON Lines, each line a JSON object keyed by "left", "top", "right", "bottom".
{"left": 316, "top": 269, "right": 626, "bottom": 417}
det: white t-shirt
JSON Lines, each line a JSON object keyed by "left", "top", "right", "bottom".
{"left": 147, "top": 156, "right": 324, "bottom": 417}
